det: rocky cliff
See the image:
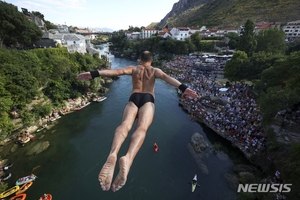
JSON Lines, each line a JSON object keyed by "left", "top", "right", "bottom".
{"left": 156, "top": 0, "right": 210, "bottom": 27}
{"left": 155, "top": 0, "right": 300, "bottom": 28}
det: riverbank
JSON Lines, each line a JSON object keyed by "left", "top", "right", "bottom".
{"left": 0, "top": 77, "right": 114, "bottom": 147}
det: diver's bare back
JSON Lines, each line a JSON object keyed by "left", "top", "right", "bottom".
{"left": 131, "top": 65, "right": 156, "bottom": 98}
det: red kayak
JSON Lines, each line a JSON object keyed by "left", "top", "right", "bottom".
{"left": 40, "top": 194, "right": 52, "bottom": 200}
{"left": 154, "top": 143, "right": 158, "bottom": 152}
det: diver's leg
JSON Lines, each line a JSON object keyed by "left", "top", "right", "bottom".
{"left": 99, "top": 102, "right": 138, "bottom": 191}
{"left": 112, "top": 102, "right": 155, "bottom": 192}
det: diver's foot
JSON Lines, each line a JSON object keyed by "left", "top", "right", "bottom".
{"left": 98, "top": 154, "right": 117, "bottom": 191}
{"left": 112, "top": 156, "right": 131, "bottom": 192}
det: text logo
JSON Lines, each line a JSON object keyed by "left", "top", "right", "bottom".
{"left": 237, "top": 184, "right": 292, "bottom": 193}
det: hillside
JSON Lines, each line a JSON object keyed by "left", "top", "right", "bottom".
{"left": 146, "top": 22, "right": 159, "bottom": 29}
{"left": 155, "top": 0, "right": 300, "bottom": 28}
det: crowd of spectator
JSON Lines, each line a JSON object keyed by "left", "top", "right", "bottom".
{"left": 162, "top": 55, "right": 267, "bottom": 158}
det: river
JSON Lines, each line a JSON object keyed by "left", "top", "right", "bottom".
{"left": 1, "top": 45, "right": 249, "bottom": 199}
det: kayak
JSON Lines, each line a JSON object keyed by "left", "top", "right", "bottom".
{"left": 10, "top": 193, "right": 26, "bottom": 200}
{"left": 18, "top": 137, "right": 30, "bottom": 145}
{"left": 97, "top": 96, "right": 107, "bottom": 102}
{"left": 40, "top": 194, "right": 52, "bottom": 200}
{"left": 16, "top": 181, "right": 33, "bottom": 195}
{"left": 192, "top": 174, "right": 197, "bottom": 192}
{"left": 1, "top": 173, "right": 12, "bottom": 181}
{"left": 0, "top": 186, "right": 19, "bottom": 198}
{"left": 36, "top": 124, "right": 47, "bottom": 132}
{"left": 16, "top": 174, "right": 37, "bottom": 186}
{"left": 0, "top": 163, "right": 13, "bottom": 171}
{"left": 154, "top": 143, "right": 158, "bottom": 152}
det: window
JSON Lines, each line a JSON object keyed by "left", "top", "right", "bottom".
{"left": 181, "top": 34, "right": 183, "bottom": 36}
{"left": 296, "top": 30, "right": 299, "bottom": 32}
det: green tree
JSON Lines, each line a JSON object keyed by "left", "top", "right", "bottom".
{"left": 224, "top": 50, "right": 248, "bottom": 81}
{"left": 237, "top": 19, "right": 257, "bottom": 56}
{"left": 190, "top": 32, "right": 202, "bottom": 50}
{"left": 0, "top": 1, "right": 43, "bottom": 48}
{"left": 245, "top": 52, "right": 285, "bottom": 81}
{"left": 286, "top": 38, "right": 300, "bottom": 55}
{"left": 256, "top": 27, "right": 286, "bottom": 54}
{"left": 225, "top": 32, "right": 239, "bottom": 49}
{"left": 32, "top": 11, "right": 44, "bottom": 20}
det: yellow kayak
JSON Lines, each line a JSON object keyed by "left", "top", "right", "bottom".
{"left": 0, "top": 186, "right": 20, "bottom": 198}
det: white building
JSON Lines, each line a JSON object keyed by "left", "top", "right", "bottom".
{"left": 170, "top": 27, "right": 191, "bottom": 41}
{"left": 52, "top": 33, "right": 87, "bottom": 54}
{"left": 282, "top": 20, "right": 300, "bottom": 41}
{"left": 141, "top": 29, "right": 158, "bottom": 39}
{"left": 157, "top": 31, "right": 172, "bottom": 38}
{"left": 125, "top": 31, "right": 132, "bottom": 39}
{"left": 188, "top": 27, "right": 201, "bottom": 34}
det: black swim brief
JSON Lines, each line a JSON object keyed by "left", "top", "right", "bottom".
{"left": 129, "top": 93, "right": 155, "bottom": 108}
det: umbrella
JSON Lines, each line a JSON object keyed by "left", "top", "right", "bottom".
{"left": 219, "top": 88, "right": 228, "bottom": 92}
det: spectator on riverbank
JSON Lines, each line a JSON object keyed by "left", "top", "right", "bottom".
{"left": 162, "top": 55, "right": 267, "bottom": 157}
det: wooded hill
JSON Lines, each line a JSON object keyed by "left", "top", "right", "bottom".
{"left": 155, "top": 0, "right": 300, "bottom": 28}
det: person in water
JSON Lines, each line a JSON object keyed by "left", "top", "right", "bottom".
{"left": 77, "top": 51, "right": 198, "bottom": 192}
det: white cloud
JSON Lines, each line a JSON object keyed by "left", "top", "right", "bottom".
{"left": 35, "top": 0, "right": 87, "bottom": 10}
{"left": 14, "top": 1, "right": 50, "bottom": 10}
{"left": 14, "top": 0, "right": 87, "bottom": 10}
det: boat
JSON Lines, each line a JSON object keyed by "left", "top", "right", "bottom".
{"left": 49, "top": 117, "right": 57, "bottom": 122}
{"left": 40, "top": 194, "right": 52, "bottom": 200}
{"left": 10, "top": 193, "right": 26, "bottom": 200}
{"left": 0, "top": 163, "right": 13, "bottom": 171}
{"left": 1, "top": 173, "right": 12, "bottom": 181}
{"left": 70, "top": 102, "right": 90, "bottom": 111}
{"left": 18, "top": 137, "right": 30, "bottom": 145}
{"left": 0, "top": 186, "right": 19, "bottom": 198}
{"left": 37, "top": 125, "right": 47, "bottom": 132}
{"left": 97, "top": 96, "right": 107, "bottom": 103}
{"left": 16, "top": 174, "right": 37, "bottom": 186}
{"left": 16, "top": 181, "right": 33, "bottom": 195}
{"left": 192, "top": 174, "right": 197, "bottom": 192}
{"left": 154, "top": 143, "right": 158, "bottom": 152}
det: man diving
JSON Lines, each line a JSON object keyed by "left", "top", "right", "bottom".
{"left": 77, "top": 51, "right": 198, "bottom": 192}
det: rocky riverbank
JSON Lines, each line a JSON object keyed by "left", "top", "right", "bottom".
{"left": 0, "top": 77, "right": 115, "bottom": 147}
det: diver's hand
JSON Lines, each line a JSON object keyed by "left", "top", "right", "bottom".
{"left": 77, "top": 72, "right": 93, "bottom": 81}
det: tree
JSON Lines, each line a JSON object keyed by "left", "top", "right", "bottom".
{"left": 190, "top": 32, "right": 202, "bottom": 50}
{"left": 256, "top": 28, "right": 286, "bottom": 54}
{"left": 245, "top": 52, "right": 285, "bottom": 81}
{"left": 32, "top": 11, "right": 44, "bottom": 20}
{"left": 225, "top": 32, "right": 239, "bottom": 49}
{"left": 286, "top": 38, "right": 300, "bottom": 55}
{"left": 21, "top": 8, "right": 30, "bottom": 16}
{"left": 237, "top": 19, "right": 257, "bottom": 56}
{"left": 0, "top": 1, "right": 43, "bottom": 48}
{"left": 223, "top": 50, "right": 248, "bottom": 81}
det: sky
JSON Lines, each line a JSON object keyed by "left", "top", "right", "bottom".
{"left": 5, "top": 0, "right": 179, "bottom": 30}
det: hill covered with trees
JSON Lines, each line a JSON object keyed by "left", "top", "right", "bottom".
{"left": 156, "top": 0, "right": 300, "bottom": 28}
{"left": 0, "top": 47, "right": 108, "bottom": 141}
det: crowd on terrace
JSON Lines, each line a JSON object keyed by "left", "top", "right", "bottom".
{"left": 162, "top": 55, "right": 267, "bottom": 158}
